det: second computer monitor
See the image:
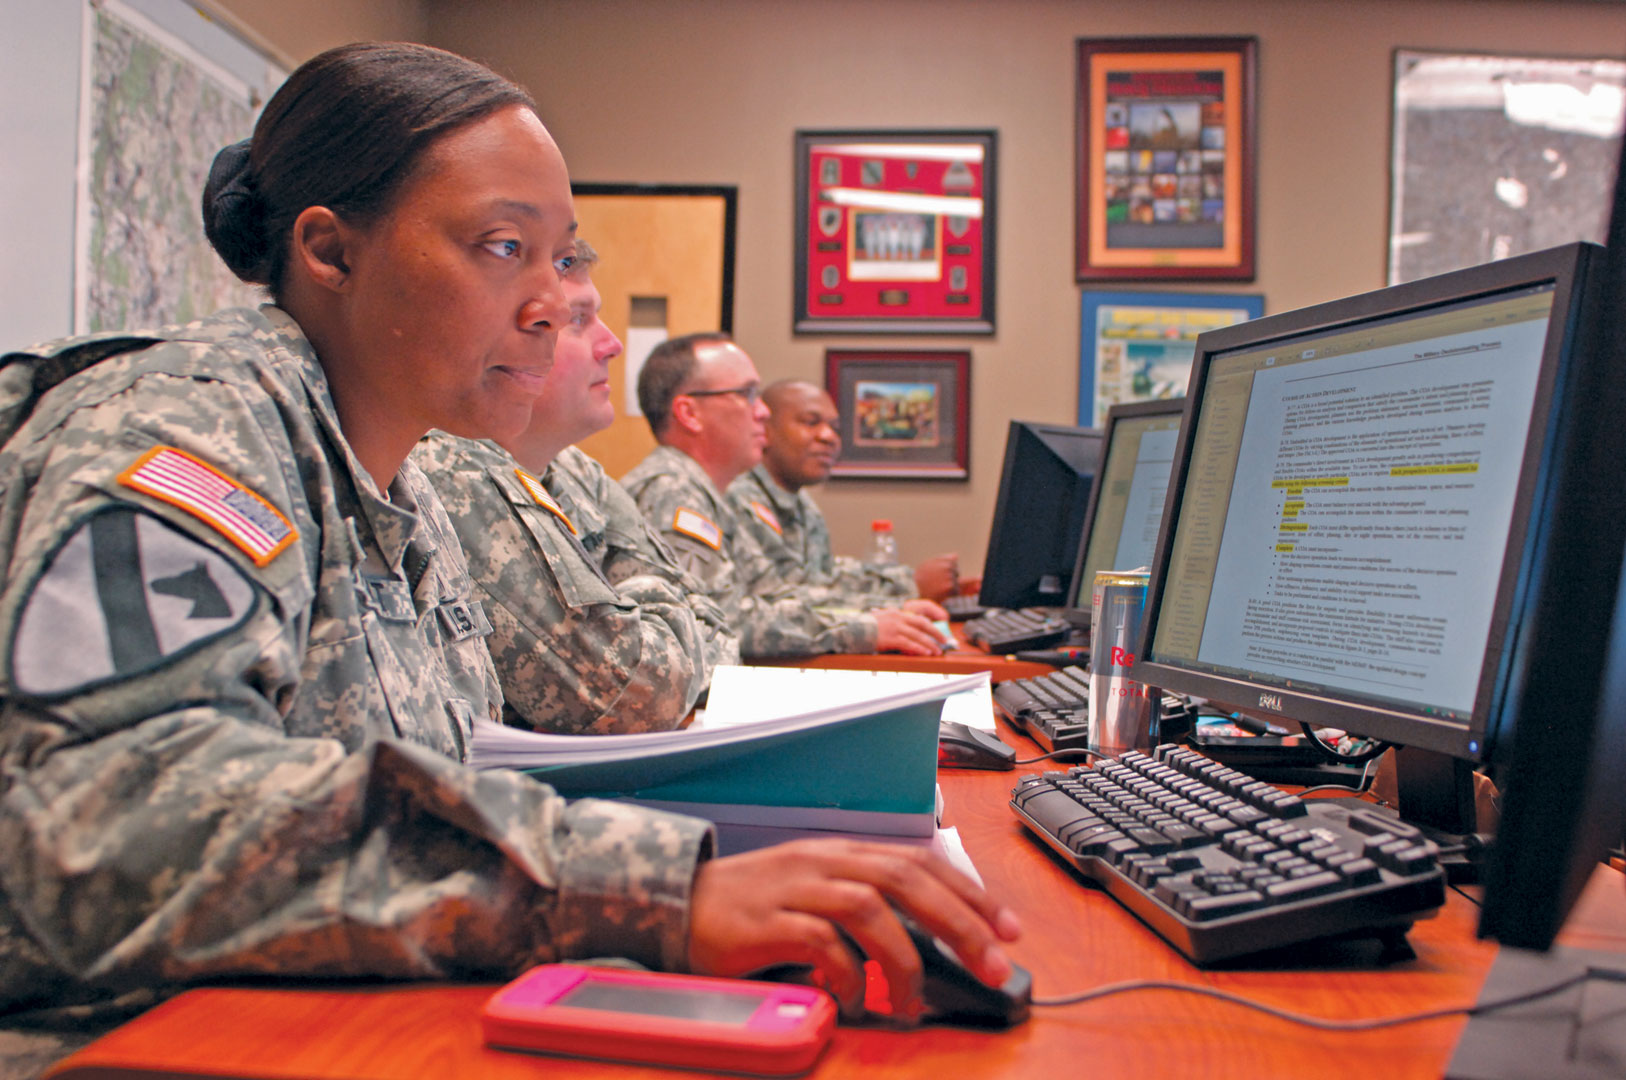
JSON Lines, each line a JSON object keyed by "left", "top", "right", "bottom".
{"left": 977, "top": 420, "right": 1102, "bottom": 610}
{"left": 1063, "top": 398, "right": 1186, "bottom": 629}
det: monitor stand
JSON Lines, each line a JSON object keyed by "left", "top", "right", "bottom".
{"left": 1447, "top": 945, "right": 1626, "bottom": 1079}
{"left": 1394, "top": 747, "right": 1487, "bottom": 885}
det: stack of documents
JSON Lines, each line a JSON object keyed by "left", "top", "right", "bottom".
{"left": 471, "top": 667, "right": 988, "bottom": 845}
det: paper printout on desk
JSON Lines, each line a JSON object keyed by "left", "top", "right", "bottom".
{"left": 698, "top": 665, "right": 994, "bottom": 732}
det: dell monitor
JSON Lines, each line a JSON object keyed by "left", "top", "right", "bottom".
{"left": 977, "top": 421, "right": 1102, "bottom": 611}
{"left": 1471, "top": 117, "right": 1626, "bottom": 955}
{"left": 1062, "top": 398, "right": 1186, "bottom": 630}
{"left": 1132, "top": 241, "right": 1609, "bottom": 855}
{"left": 1443, "top": 131, "right": 1626, "bottom": 1080}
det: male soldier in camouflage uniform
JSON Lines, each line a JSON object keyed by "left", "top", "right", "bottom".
{"left": 621, "top": 335, "right": 947, "bottom": 659}
{"left": 414, "top": 244, "right": 736, "bottom": 733}
{"left": 729, "top": 379, "right": 968, "bottom": 604}
{"left": 546, "top": 442, "right": 738, "bottom": 679}
{"left": 0, "top": 308, "right": 710, "bottom": 1042}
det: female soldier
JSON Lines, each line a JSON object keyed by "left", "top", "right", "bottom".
{"left": 0, "top": 42, "right": 1017, "bottom": 1049}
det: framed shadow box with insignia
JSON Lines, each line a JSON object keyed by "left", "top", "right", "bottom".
{"left": 794, "top": 129, "right": 996, "bottom": 335}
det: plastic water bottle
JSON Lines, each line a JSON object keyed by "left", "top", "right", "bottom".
{"left": 869, "top": 519, "right": 898, "bottom": 564}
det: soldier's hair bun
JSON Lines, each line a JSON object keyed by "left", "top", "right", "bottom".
{"left": 202, "top": 138, "right": 272, "bottom": 285}
{"left": 200, "top": 44, "right": 535, "bottom": 298}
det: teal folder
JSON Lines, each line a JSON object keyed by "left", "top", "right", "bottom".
{"left": 470, "top": 672, "right": 983, "bottom": 836}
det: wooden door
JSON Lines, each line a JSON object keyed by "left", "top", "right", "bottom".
{"left": 569, "top": 185, "right": 737, "bottom": 478}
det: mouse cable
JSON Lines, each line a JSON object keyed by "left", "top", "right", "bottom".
{"left": 1031, "top": 966, "right": 1626, "bottom": 1030}
{"left": 1013, "top": 748, "right": 1108, "bottom": 766}
{"left": 1296, "top": 758, "right": 1379, "bottom": 799}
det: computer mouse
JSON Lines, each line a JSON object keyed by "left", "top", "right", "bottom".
{"left": 930, "top": 619, "right": 957, "bottom": 652}
{"left": 938, "top": 720, "right": 1016, "bottom": 771}
{"left": 899, "top": 913, "right": 1032, "bottom": 1027}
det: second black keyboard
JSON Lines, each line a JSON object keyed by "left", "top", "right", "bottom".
{"left": 994, "top": 667, "right": 1093, "bottom": 752}
{"left": 964, "top": 608, "right": 1072, "bottom": 652}
{"left": 1010, "top": 745, "right": 1445, "bottom": 964}
{"left": 994, "top": 666, "right": 1092, "bottom": 716}
{"left": 943, "top": 594, "right": 992, "bottom": 621}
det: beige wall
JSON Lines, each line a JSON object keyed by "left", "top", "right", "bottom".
{"left": 228, "top": 0, "right": 1626, "bottom": 574}
{"left": 212, "top": 0, "right": 428, "bottom": 63}
{"left": 426, "top": 0, "right": 1624, "bottom": 574}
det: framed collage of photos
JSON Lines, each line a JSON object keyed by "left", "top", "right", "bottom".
{"left": 1075, "top": 37, "right": 1257, "bottom": 281}
{"left": 825, "top": 349, "right": 971, "bottom": 479}
{"left": 794, "top": 129, "right": 996, "bottom": 334}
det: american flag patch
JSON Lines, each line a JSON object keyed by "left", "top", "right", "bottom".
{"left": 117, "top": 446, "right": 297, "bottom": 567}
{"left": 514, "top": 468, "right": 577, "bottom": 534}
{"left": 672, "top": 507, "right": 722, "bottom": 551}
{"left": 748, "top": 500, "right": 782, "bottom": 535}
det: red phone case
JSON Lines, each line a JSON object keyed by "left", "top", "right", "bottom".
{"left": 482, "top": 964, "right": 837, "bottom": 1076}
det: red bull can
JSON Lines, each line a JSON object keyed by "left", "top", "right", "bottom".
{"left": 1089, "top": 569, "right": 1160, "bottom": 757}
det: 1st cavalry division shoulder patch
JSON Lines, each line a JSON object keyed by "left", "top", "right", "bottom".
{"left": 118, "top": 446, "right": 297, "bottom": 567}
{"left": 10, "top": 507, "right": 257, "bottom": 698}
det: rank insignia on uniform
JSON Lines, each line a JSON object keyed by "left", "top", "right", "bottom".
{"left": 514, "top": 468, "right": 577, "bottom": 534}
{"left": 672, "top": 507, "right": 722, "bottom": 551}
{"left": 748, "top": 500, "right": 782, "bottom": 535}
{"left": 118, "top": 446, "right": 296, "bottom": 567}
{"left": 10, "top": 508, "right": 256, "bottom": 697}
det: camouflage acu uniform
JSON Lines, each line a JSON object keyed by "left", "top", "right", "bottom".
{"left": 729, "top": 464, "right": 916, "bottom": 602}
{"left": 0, "top": 307, "right": 711, "bottom": 1025}
{"left": 545, "top": 446, "right": 739, "bottom": 677}
{"left": 412, "top": 433, "right": 716, "bottom": 734}
{"left": 621, "top": 445, "right": 877, "bottom": 658}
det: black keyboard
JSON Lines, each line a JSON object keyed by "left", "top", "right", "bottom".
{"left": 1010, "top": 746, "right": 1446, "bottom": 964}
{"left": 994, "top": 666, "right": 1092, "bottom": 716}
{"left": 965, "top": 608, "right": 1071, "bottom": 652}
{"left": 996, "top": 672, "right": 1193, "bottom": 754}
{"left": 994, "top": 668, "right": 1094, "bottom": 752}
{"left": 943, "top": 595, "right": 991, "bottom": 621}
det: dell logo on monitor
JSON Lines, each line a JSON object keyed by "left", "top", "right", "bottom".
{"left": 1259, "top": 693, "right": 1283, "bottom": 712}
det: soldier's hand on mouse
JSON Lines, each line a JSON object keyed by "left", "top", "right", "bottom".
{"left": 686, "top": 838, "right": 1022, "bottom": 1021}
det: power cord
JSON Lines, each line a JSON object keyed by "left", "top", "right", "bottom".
{"left": 1013, "top": 748, "right": 1106, "bottom": 766}
{"left": 1031, "top": 967, "right": 1626, "bottom": 1029}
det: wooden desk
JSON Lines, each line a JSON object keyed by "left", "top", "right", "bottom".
{"left": 48, "top": 727, "right": 1626, "bottom": 1080}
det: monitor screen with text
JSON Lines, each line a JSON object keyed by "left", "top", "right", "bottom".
{"left": 1070, "top": 406, "right": 1184, "bottom": 611}
{"left": 1147, "top": 282, "right": 1556, "bottom": 734}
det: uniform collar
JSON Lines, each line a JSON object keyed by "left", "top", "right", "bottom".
{"left": 261, "top": 304, "right": 424, "bottom": 576}
{"left": 747, "top": 463, "right": 806, "bottom": 516}
{"left": 652, "top": 444, "right": 728, "bottom": 506}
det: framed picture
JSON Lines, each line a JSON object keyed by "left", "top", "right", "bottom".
{"left": 1077, "top": 290, "right": 1263, "bottom": 426}
{"left": 1388, "top": 49, "right": 1625, "bottom": 285}
{"left": 1075, "top": 37, "right": 1257, "bottom": 281}
{"left": 825, "top": 349, "right": 971, "bottom": 479}
{"left": 795, "top": 129, "right": 996, "bottom": 334}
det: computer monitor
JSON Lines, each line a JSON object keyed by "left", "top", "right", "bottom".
{"left": 1062, "top": 398, "right": 1186, "bottom": 630}
{"left": 1473, "top": 132, "right": 1626, "bottom": 954}
{"left": 977, "top": 421, "right": 1103, "bottom": 611}
{"left": 1131, "top": 241, "right": 1608, "bottom": 847}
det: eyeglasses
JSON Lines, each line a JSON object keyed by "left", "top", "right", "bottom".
{"left": 682, "top": 383, "right": 762, "bottom": 406}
